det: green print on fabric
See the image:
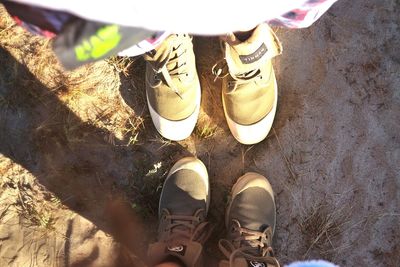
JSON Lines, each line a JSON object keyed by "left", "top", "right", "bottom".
{"left": 75, "top": 25, "right": 122, "bottom": 61}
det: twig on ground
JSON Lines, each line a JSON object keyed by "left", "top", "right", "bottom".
{"left": 241, "top": 145, "right": 254, "bottom": 173}
{"left": 272, "top": 127, "right": 298, "bottom": 181}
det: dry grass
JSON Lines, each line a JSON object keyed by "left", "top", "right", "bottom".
{"left": 194, "top": 120, "right": 219, "bottom": 139}
{"left": 128, "top": 163, "right": 169, "bottom": 218}
{"left": 15, "top": 185, "right": 56, "bottom": 231}
{"left": 0, "top": 161, "right": 62, "bottom": 233}
{"left": 106, "top": 56, "right": 136, "bottom": 77}
{"left": 122, "top": 116, "right": 145, "bottom": 146}
{"left": 148, "top": 134, "right": 175, "bottom": 150}
{"left": 299, "top": 202, "right": 352, "bottom": 260}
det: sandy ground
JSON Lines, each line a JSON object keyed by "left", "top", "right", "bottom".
{"left": 0, "top": 0, "right": 399, "bottom": 266}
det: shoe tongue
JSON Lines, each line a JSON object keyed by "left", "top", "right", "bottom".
{"left": 148, "top": 240, "right": 203, "bottom": 267}
{"left": 219, "top": 258, "right": 276, "bottom": 267}
{"left": 144, "top": 35, "right": 176, "bottom": 69}
{"left": 243, "top": 242, "right": 262, "bottom": 255}
{"left": 170, "top": 218, "right": 193, "bottom": 237}
{"left": 225, "top": 24, "right": 282, "bottom": 75}
{"left": 245, "top": 259, "right": 275, "bottom": 267}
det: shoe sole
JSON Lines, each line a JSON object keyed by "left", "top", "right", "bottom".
{"left": 225, "top": 172, "right": 276, "bottom": 234}
{"left": 222, "top": 77, "right": 278, "bottom": 145}
{"left": 159, "top": 157, "right": 210, "bottom": 218}
{"left": 147, "top": 82, "right": 201, "bottom": 141}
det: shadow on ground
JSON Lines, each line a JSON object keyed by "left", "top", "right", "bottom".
{"left": 0, "top": 47, "right": 191, "bottom": 266}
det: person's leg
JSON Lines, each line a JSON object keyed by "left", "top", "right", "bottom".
{"left": 219, "top": 172, "right": 280, "bottom": 266}
{"left": 147, "top": 157, "right": 212, "bottom": 267}
{"left": 155, "top": 263, "right": 183, "bottom": 267}
{"left": 213, "top": 23, "right": 282, "bottom": 145}
{"left": 154, "top": 254, "right": 186, "bottom": 267}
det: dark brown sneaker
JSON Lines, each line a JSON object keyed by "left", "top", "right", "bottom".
{"left": 219, "top": 172, "right": 280, "bottom": 267}
{"left": 147, "top": 157, "right": 212, "bottom": 267}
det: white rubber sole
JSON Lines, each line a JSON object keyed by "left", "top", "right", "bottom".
{"left": 226, "top": 172, "right": 276, "bottom": 233}
{"left": 223, "top": 79, "right": 278, "bottom": 145}
{"left": 146, "top": 84, "right": 201, "bottom": 141}
{"left": 159, "top": 157, "right": 210, "bottom": 217}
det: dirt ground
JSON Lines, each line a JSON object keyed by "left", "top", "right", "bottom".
{"left": 0, "top": 0, "right": 399, "bottom": 266}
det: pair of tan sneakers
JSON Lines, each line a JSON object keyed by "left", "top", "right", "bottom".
{"left": 144, "top": 24, "right": 282, "bottom": 145}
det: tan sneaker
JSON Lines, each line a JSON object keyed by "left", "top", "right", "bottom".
{"left": 218, "top": 172, "right": 280, "bottom": 267}
{"left": 144, "top": 34, "right": 201, "bottom": 141}
{"left": 147, "top": 157, "right": 212, "bottom": 267}
{"left": 213, "top": 24, "right": 282, "bottom": 145}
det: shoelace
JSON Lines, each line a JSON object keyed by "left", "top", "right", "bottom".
{"left": 212, "top": 59, "right": 265, "bottom": 93}
{"left": 162, "top": 209, "right": 213, "bottom": 246}
{"left": 148, "top": 34, "right": 191, "bottom": 99}
{"left": 219, "top": 219, "right": 280, "bottom": 267}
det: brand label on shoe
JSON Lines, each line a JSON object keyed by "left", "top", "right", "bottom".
{"left": 248, "top": 260, "right": 266, "bottom": 267}
{"left": 239, "top": 43, "right": 268, "bottom": 64}
{"left": 166, "top": 245, "right": 186, "bottom": 256}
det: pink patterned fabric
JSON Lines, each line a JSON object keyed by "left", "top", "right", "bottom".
{"left": 269, "top": 0, "right": 338, "bottom": 28}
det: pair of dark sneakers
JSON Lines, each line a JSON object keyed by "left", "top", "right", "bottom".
{"left": 147, "top": 157, "right": 280, "bottom": 267}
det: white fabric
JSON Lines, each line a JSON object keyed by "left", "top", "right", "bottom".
{"left": 11, "top": 0, "right": 311, "bottom": 34}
